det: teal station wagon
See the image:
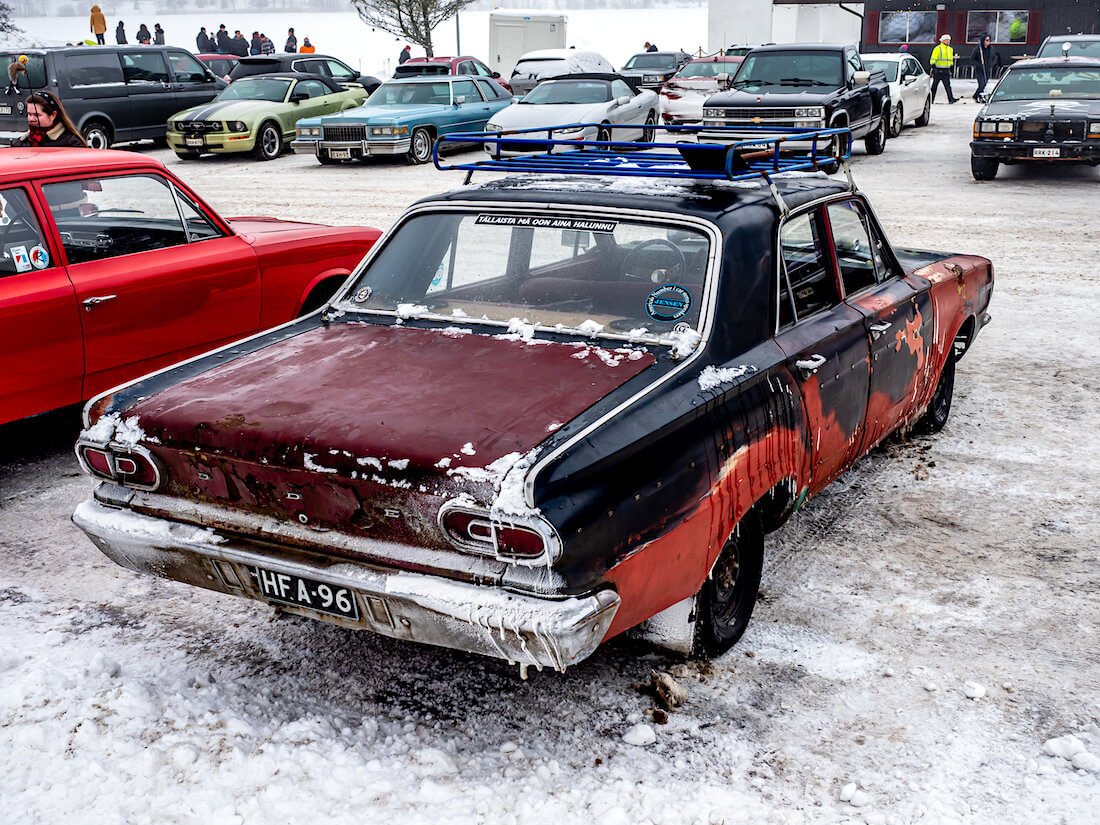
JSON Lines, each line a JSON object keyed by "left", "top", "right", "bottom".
{"left": 292, "top": 75, "right": 514, "bottom": 165}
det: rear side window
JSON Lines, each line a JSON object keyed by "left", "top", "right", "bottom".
{"left": 122, "top": 52, "right": 168, "bottom": 83}
{"left": 0, "top": 188, "right": 53, "bottom": 276}
{"left": 324, "top": 60, "right": 357, "bottom": 81}
{"left": 474, "top": 78, "right": 506, "bottom": 100}
{"left": 2, "top": 55, "right": 46, "bottom": 89}
{"left": 779, "top": 210, "right": 839, "bottom": 325}
{"left": 63, "top": 53, "right": 124, "bottom": 86}
{"left": 169, "top": 51, "right": 207, "bottom": 83}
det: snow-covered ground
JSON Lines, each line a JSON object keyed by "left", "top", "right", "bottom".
{"left": 2, "top": 67, "right": 1100, "bottom": 825}
{"left": 12, "top": 8, "right": 711, "bottom": 78}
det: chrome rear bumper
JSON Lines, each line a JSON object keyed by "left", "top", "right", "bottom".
{"left": 73, "top": 499, "right": 619, "bottom": 672}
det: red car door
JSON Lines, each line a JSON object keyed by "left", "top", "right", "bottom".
{"left": 38, "top": 171, "right": 261, "bottom": 400}
{"left": 0, "top": 185, "right": 84, "bottom": 425}
{"left": 826, "top": 198, "right": 935, "bottom": 452}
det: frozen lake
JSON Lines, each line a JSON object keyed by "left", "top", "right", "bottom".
{"left": 14, "top": 7, "right": 710, "bottom": 78}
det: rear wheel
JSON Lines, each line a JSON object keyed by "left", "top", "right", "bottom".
{"left": 252, "top": 121, "right": 282, "bottom": 161}
{"left": 864, "top": 115, "right": 888, "bottom": 155}
{"left": 691, "top": 515, "right": 764, "bottom": 658}
{"left": 914, "top": 94, "right": 931, "bottom": 127}
{"left": 971, "top": 155, "right": 999, "bottom": 181}
{"left": 889, "top": 103, "right": 903, "bottom": 137}
{"left": 913, "top": 354, "right": 955, "bottom": 434}
{"left": 405, "top": 127, "right": 433, "bottom": 164}
{"left": 81, "top": 121, "right": 111, "bottom": 150}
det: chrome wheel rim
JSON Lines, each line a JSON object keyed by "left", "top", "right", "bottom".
{"left": 261, "top": 127, "right": 279, "bottom": 157}
{"left": 413, "top": 130, "right": 430, "bottom": 161}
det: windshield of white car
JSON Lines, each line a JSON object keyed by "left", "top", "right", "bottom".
{"left": 344, "top": 212, "right": 710, "bottom": 340}
{"left": 989, "top": 67, "right": 1100, "bottom": 101}
{"left": 366, "top": 81, "right": 452, "bottom": 105}
{"left": 677, "top": 61, "right": 737, "bottom": 79}
{"left": 623, "top": 54, "right": 677, "bottom": 71}
{"left": 520, "top": 80, "right": 611, "bottom": 104}
{"left": 863, "top": 60, "right": 899, "bottom": 82}
{"left": 732, "top": 52, "right": 843, "bottom": 91}
{"left": 218, "top": 77, "right": 293, "bottom": 102}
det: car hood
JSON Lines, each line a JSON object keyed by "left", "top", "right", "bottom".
{"left": 124, "top": 322, "right": 656, "bottom": 478}
{"left": 980, "top": 98, "right": 1100, "bottom": 118}
{"left": 309, "top": 103, "right": 448, "bottom": 125}
{"left": 491, "top": 102, "right": 610, "bottom": 129}
{"left": 706, "top": 88, "right": 840, "bottom": 107}
{"left": 173, "top": 98, "right": 285, "bottom": 122}
{"left": 665, "top": 78, "right": 720, "bottom": 93}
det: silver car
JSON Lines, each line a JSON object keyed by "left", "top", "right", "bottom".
{"left": 861, "top": 52, "right": 933, "bottom": 136}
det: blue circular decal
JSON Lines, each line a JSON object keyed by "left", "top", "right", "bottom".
{"left": 646, "top": 285, "right": 692, "bottom": 323}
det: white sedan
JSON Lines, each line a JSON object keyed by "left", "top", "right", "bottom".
{"left": 861, "top": 52, "right": 933, "bottom": 136}
{"left": 485, "top": 75, "right": 658, "bottom": 156}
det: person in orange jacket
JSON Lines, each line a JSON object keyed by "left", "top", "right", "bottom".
{"left": 89, "top": 5, "right": 107, "bottom": 45}
{"left": 299, "top": 37, "right": 315, "bottom": 54}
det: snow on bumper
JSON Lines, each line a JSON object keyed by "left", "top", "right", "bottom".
{"left": 72, "top": 499, "right": 619, "bottom": 671}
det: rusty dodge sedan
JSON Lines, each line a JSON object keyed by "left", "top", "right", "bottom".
{"left": 72, "top": 130, "right": 993, "bottom": 675}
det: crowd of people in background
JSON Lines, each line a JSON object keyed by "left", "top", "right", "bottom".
{"left": 87, "top": 6, "right": 311, "bottom": 55}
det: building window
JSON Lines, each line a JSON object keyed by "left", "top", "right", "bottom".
{"left": 878, "top": 11, "right": 938, "bottom": 44}
{"left": 966, "top": 11, "right": 1030, "bottom": 44}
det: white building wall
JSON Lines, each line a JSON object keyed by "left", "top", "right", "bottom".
{"left": 709, "top": 2, "right": 865, "bottom": 51}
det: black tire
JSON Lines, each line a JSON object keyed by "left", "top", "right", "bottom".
{"left": 971, "top": 155, "right": 999, "bottom": 181}
{"left": 81, "top": 121, "right": 112, "bottom": 150}
{"left": 252, "top": 121, "right": 283, "bottom": 161}
{"left": 174, "top": 150, "right": 201, "bottom": 160}
{"left": 914, "top": 94, "right": 931, "bottom": 127}
{"left": 151, "top": 136, "right": 169, "bottom": 148}
{"left": 864, "top": 115, "right": 887, "bottom": 155}
{"left": 889, "top": 103, "right": 903, "bottom": 138}
{"left": 641, "top": 111, "right": 656, "bottom": 143}
{"left": 405, "top": 127, "right": 433, "bottom": 164}
{"left": 914, "top": 354, "right": 955, "bottom": 434}
{"left": 820, "top": 126, "right": 845, "bottom": 174}
{"left": 692, "top": 515, "right": 764, "bottom": 658}
{"left": 596, "top": 122, "right": 612, "bottom": 147}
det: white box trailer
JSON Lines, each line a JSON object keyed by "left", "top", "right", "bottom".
{"left": 489, "top": 11, "right": 568, "bottom": 78}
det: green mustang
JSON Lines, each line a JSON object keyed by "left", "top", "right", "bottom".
{"left": 167, "top": 72, "right": 368, "bottom": 161}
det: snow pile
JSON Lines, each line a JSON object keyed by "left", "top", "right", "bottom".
{"left": 698, "top": 364, "right": 756, "bottom": 391}
{"left": 80, "top": 413, "right": 146, "bottom": 447}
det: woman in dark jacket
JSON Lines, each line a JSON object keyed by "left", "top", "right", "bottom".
{"left": 12, "top": 91, "right": 87, "bottom": 148}
{"left": 136, "top": 24, "right": 151, "bottom": 45}
{"left": 115, "top": 21, "right": 126, "bottom": 44}
{"left": 971, "top": 34, "right": 1002, "bottom": 101}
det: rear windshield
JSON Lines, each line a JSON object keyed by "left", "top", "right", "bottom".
{"left": 343, "top": 211, "right": 711, "bottom": 342}
{"left": 732, "top": 51, "right": 844, "bottom": 92}
{"left": 863, "top": 60, "right": 898, "bottom": 82}
{"left": 990, "top": 67, "right": 1100, "bottom": 101}
{"left": 2, "top": 54, "right": 47, "bottom": 89}
{"left": 677, "top": 61, "right": 737, "bottom": 79}
{"left": 395, "top": 64, "right": 450, "bottom": 76}
{"left": 623, "top": 54, "right": 677, "bottom": 71}
{"left": 1037, "top": 39, "right": 1100, "bottom": 58}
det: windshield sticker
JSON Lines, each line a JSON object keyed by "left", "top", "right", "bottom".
{"left": 475, "top": 214, "right": 617, "bottom": 233}
{"left": 29, "top": 244, "right": 48, "bottom": 269}
{"left": 646, "top": 285, "right": 692, "bottom": 323}
{"left": 10, "top": 245, "right": 31, "bottom": 272}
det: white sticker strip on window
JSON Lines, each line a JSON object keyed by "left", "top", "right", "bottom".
{"left": 474, "top": 214, "right": 617, "bottom": 233}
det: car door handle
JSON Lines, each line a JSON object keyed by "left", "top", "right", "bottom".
{"left": 82, "top": 295, "right": 117, "bottom": 310}
{"left": 869, "top": 321, "right": 892, "bottom": 339}
{"left": 795, "top": 354, "right": 827, "bottom": 377}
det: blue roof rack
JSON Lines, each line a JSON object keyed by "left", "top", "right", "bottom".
{"left": 433, "top": 124, "right": 854, "bottom": 196}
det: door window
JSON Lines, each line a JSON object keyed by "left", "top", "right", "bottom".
{"left": 65, "top": 53, "right": 124, "bottom": 86}
{"left": 44, "top": 174, "right": 192, "bottom": 265}
{"left": 169, "top": 51, "right": 207, "bottom": 83}
{"left": 173, "top": 187, "right": 223, "bottom": 242}
{"left": 121, "top": 52, "right": 169, "bottom": 83}
{"left": 452, "top": 79, "right": 481, "bottom": 103}
{"left": 324, "top": 60, "right": 357, "bottom": 81}
{"left": 456, "top": 61, "right": 474, "bottom": 75}
{"left": 292, "top": 58, "right": 325, "bottom": 75}
{"left": 474, "top": 79, "right": 502, "bottom": 101}
{"left": 611, "top": 79, "right": 633, "bottom": 99}
{"left": 0, "top": 188, "right": 53, "bottom": 276}
{"left": 827, "top": 200, "right": 883, "bottom": 295}
{"left": 845, "top": 50, "right": 862, "bottom": 82}
{"left": 295, "top": 79, "right": 330, "bottom": 99}
{"left": 779, "top": 210, "right": 839, "bottom": 326}
{"left": 472, "top": 60, "right": 493, "bottom": 77}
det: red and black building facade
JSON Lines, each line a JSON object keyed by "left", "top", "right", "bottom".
{"left": 842, "top": 2, "right": 1099, "bottom": 68}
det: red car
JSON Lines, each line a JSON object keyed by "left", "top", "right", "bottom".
{"left": 0, "top": 148, "right": 380, "bottom": 426}
{"left": 196, "top": 53, "right": 239, "bottom": 82}
{"left": 394, "top": 55, "right": 512, "bottom": 93}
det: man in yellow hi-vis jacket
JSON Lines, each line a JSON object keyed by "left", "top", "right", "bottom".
{"left": 929, "top": 34, "right": 958, "bottom": 104}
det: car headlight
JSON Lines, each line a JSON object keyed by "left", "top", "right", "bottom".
{"left": 370, "top": 126, "right": 409, "bottom": 136}
{"left": 227, "top": 121, "right": 248, "bottom": 133}
{"left": 794, "top": 106, "right": 824, "bottom": 119}
{"left": 484, "top": 123, "right": 503, "bottom": 133}
{"left": 296, "top": 126, "right": 320, "bottom": 138}
{"left": 1090, "top": 122, "right": 1100, "bottom": 136}
{"left": 703, "top": 108, "right": 723, "bottom": 118}
{"left": 554, "top": 125, "right": 586, "bottom": 135}
{"left": 644, "top": 74, "right": 662, "bottom": 83}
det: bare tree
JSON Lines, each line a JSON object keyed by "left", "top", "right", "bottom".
{"left": 351, "top": 0, "right": 479, "bottom": 58}
{"left": 0, "top": 2, "right": 22, "bottom": 36}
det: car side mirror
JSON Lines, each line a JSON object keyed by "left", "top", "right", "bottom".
{"left": 492, "top": 71, "right": 501, "bottom": 79}
{"left": 290, "top": 91, "right": 308, "bottom": 103}
{"left": 852, "top": 70, "right": 870, "bottom": 86}
{"left": 511, "top": 96, "right": 523, "bottom": 103}
{"left": 902, "top": 73, "right": 915, "bottom": 84}
{"left": 615, "top": 95, "right": 631, "bottom": 106}
{"left": 716, "top": 72, "right": 730, "bottom": 85}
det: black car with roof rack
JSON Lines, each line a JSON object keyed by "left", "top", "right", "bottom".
{"left": 970, "top": 55, "right": 1100, "bottom": 180}
{"left": 72, "top": 126, "right": 992, "bottom": 675}
{"left": 0, "top": 45, "right": 226, "bottom": 149}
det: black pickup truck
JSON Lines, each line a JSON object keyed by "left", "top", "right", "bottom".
{"left": 699, "top": 44, "right": 891, "bottom": 162}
